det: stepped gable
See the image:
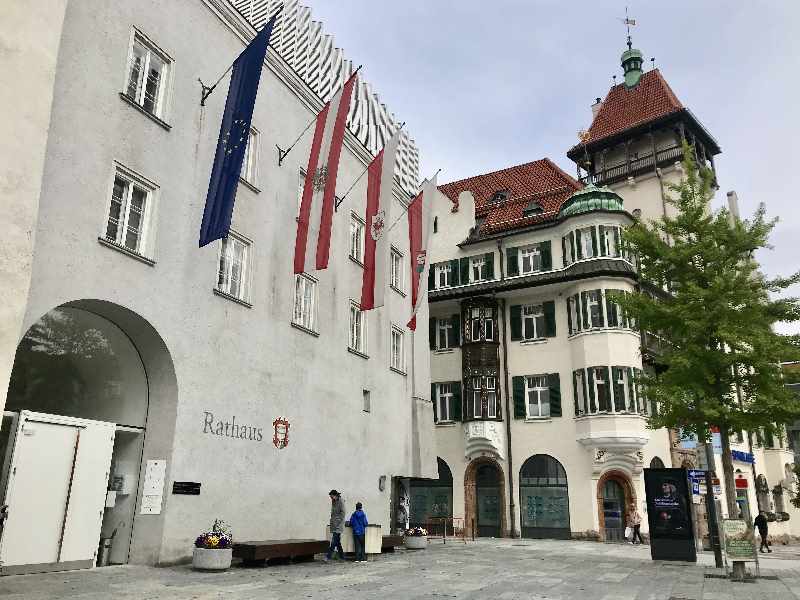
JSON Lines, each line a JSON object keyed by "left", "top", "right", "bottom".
{"left": 439, "top": 159, "right": 581, "bottom": 238}
{"left": 569, "top": 69, "right": 683, "bottom": 155}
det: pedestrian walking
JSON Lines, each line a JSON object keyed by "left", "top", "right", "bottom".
{"left": 754, "top": 510, "right": 771, "bottom": 553}
{"left": 350, "top": 502, "right": 369, "bottom": 562}
{"left": 326, "top": 489, "right": 346, "bottom": 561}
{"left": 627, "top": 504, "right": 644, "bottom": 545}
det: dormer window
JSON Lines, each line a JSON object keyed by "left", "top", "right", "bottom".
{"left": 490, "top": 190, "right": 509, "bottom": 204}
{"left": 523, "top": 200, "right": 543, "bottom": 216}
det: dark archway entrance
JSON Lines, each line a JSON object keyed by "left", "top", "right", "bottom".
{"left": 475, "top": 463, "right": 502, "bottom": 537}
{"left": 519, "top": 455, "right": 570, "bottom": 539}
{"left": 409, "top": 458, "right": 453, "bottom": 534}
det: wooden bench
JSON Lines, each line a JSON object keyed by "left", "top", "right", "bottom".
{"left": 381, "top": 534, "right": 403, "bottom": 553}
{"left": 232, "top": 539, "right": 329, "bottom": 566}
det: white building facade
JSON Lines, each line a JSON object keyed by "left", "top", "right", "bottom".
{"left": 0, "top": 0, "right": 435, "bottom": 573}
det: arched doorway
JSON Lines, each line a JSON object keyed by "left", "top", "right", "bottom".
{"left": 596, "top": 470, "right": 636, "bottom": 543}
{"left": 519, "top": 455, "right": 570, "bottom": 539}
{"left": 464, "top": 459, "right": 505, "bottom": 538}
{"left": 1, "top": 300, "right": 177, "bottom": 570}
{"left": 409, "top": 458, "right": 453, "bottom": 534}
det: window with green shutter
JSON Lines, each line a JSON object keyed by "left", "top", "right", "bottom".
{"left": 594, "top": 366, "right": 611, "bottom": 412}
{"left": 562, "top": 236, "right": 569, "bottom": 266}
{"left": 452, "top": 381, "right": 462, "bottom": 422}
{"left": 428, "top": 264, "right": 436, "bottom": 291}
{"left": 429, "top": 317, "right": 436, "bottom": 349}
{"left": 449, "top": 259, "right": 461, "bottom": 286}
{"left": 459, "top": 257, "right": 470, "bottom": 284}
{"left": 548, "top": 373, "right": 561, "bottom": 417}
{"left": 510, "top": 305, "right": 523, "bottom": 341}
{"left": 431, "top": 383, "right": 438, "bottom": 422}
{"left": 512, "top": 375, "right": 526, "bottom": 419}
{"left": 587, "top": 367, "right": 596, "bottom": 412}
{"left": 506, "top": 246, "right": 519, "bottom": 276}
{"left": 451, "top": 314, "right": 461, "bottom": 347}
{"left": 485, "top": 252, "right": 494, "bottom": 280}
{"left": 581, "top": 291, "right": 590, "bottom": 329}
{"left": 540, "top": 241, "right": 552, "bottom": 271}
{"left": 606, "top": 290, "right": 619, "bottom": 327}
{"left": 543, "top": 300, "right": 556, "bottom": 337}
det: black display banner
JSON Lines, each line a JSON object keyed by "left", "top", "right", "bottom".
{"left": 172, "top": 481, "right": 201, "bottom": 495}
{"left": 644, "top": 468, "right": 696, "bottom": 562}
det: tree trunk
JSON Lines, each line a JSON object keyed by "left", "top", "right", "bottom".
{"left": 720, "top": 423, "right": 748, "bottom": 579}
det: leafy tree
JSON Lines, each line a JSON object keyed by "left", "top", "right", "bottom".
{"left": 615, "top": 143, "right": 800, "bottom": 519}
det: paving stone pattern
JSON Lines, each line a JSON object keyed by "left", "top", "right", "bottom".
{"left": 3, "top": 538, "right": 800, "bottom": 600}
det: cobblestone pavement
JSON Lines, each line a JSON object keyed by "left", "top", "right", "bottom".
{"left": 3, "top": 538, "right": 800, "bottom": 600}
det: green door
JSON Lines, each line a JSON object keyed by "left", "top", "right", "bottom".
{"left": 476, "top": 464, "right": 501, "bottom": 537}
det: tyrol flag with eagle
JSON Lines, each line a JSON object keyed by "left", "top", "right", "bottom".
{"left": 293, "top": 71, "right": 359, "bottom": 273}
{"left": 406, "top": 175, "right": 438, "bottom": 330}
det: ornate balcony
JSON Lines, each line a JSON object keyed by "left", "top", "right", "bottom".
{"left": 575, "top": 414, "right": 650, "bottom": 475}
{"left": 464, "top": 420, "right": 505, "bottom": 461}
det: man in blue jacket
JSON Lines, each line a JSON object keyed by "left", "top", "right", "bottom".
{"left": 350, "top": 502, "right": 369, "bottom": 562}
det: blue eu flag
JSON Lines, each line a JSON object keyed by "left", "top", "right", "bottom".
{"left": 199, "top": 17, "right": 277, "bottom": 247}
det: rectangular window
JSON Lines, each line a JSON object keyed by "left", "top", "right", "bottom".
{"left": 471, "top": 255, "right": 486, "bottom": 282}
{"left": 486, "top": 377, "right": 497, "bottom": 418}
{"left": 602, "top": 226, "right": 620, "bottom": 257}
{"left": 484, "top": 315, "right": 495, "bottom": 341}
{"left": 472, "top": 376, "right": 482, "bottom": 418}
{"left": 473, "top": 376, "right": 497, "bottom": 418}
{"left": 437, "top": 383, "right": 453, "bottom": 423}
{"left": 125, "top": 32, "right": 170, "bottom": 118}
{"left": 471, "top": 308, "right": 481, "bottom": 341}
{"left": 520, "top": 245, "right": 542, "bottom": 274}
{"left": 350, "top": 214, "right": 365, "bottom": 263}
{"left": 349, "top": 302, "right": 367, "bottom": 354}
{"left": 390, "top": 247, "right": 404, "bottom": 292}
{"left": 391, "top": 327, "right": 405, "bottom": 372}
{"left": 105, "top": 170, "right": 154, "bottom": 255}
{"left": 563, "top": 235, "right": 574, "bottom": 266}
{"left": 579, "top": 227, "right": 595, "bottom": 259}
{"left": 436, "top": 263, "right": 453, "bottom": 288}
{"left": 241, "top": 128, "right": 259, "bottom": 186}
{"left": 216, "top": 233, "right": 251, "bottom": 301}
{"left": 594, "top": 367, "right": 609, "bottom": 412}
{"left": 437, "top": 318, "right": 454, "bottom": 350}
{"left": 587, "top": 290, "right": 603, "bottom": 328}
{"left": 613, "top": 368, "right": 629, "bottom": 412}
{"left": 292, "top": 273, "right": 317, "bottom": 331}
{"left": 363, "top": 390, "right": 371, "bottom": 413}
{"left": 568, "top": 294, "right": 582, "bottom": 335}
{"left": 522, "top": 304, "right": 546, "bottom": 340}
{"left": 525, "top": 375, "right": 550, "bottom": 418}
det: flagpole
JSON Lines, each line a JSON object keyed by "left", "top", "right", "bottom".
{"left": 334, "top": 122, "right": 405, "bottom": 211}
{"left": 277, "top": 65, "right": 363, "bottom": 166}
{"left": 385, "top": 168, "right": 441, "bottom": 233}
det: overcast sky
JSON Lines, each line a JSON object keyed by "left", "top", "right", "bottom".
{"left": 310, "top": 0, "right": 800, "bottom": 333}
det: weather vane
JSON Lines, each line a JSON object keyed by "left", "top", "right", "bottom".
{"left": 619, "top": 7, "right": 636, "bottom": 50}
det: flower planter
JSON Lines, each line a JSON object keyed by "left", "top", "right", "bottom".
{"left": 404, "top": 535, "right": 428, "bottom": 550}
{"left": 192, "top": 547, "right": 232, "bottom": 571}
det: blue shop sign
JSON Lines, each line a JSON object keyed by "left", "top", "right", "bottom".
{"left": 731, "top": 450, "right": 755, "bottom": 464}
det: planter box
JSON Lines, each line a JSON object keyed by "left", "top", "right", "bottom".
{"left": 192, "top": 547, "right": 232, "bottom": 571}
{"left": 404, "top": 536, "right": 428, "bottom": 550}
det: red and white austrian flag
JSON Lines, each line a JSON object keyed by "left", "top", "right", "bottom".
{"left": 294, "top": 71, "right": 358, "bottom": 274}
{"left": 360, "top": 130, "right": 401, "bottom": 311}
{"left": 407, "top": 174, "right": 438, "bottom": 330}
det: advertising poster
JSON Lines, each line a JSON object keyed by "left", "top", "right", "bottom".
{"left": 644, "top": 468, "right": 696, "bottom": 561}
{"left": 722, "top": 519, "right": 757, "bottom": 561}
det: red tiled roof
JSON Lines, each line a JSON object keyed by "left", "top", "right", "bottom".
{"left": 570, "top": 69, "right": 683, "bottom": 153}
{"left": 438, "top": 158, "right": 581, "bottom": 237}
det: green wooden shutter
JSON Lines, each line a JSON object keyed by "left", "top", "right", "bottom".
{"left": 606, "top": 291, "right": 618, "bottom": 327}
{"left": 581, "top": 291, "right": 590, "bottom": 329}
{"left": 575, "top": 230, "right": 583, "bottom": 259}
{"left": 611, "top": 367, "right": 622, "bottom": 412}
{"left": 600, "top": 366, "right": 611, "bottom": 411}
{"left": 512, "top": 376, "right": 526, "bottom": 419}
{"left": 548, "top": 373, "right": 561, "bottom": 417}
{"left": 429, "top": 317, "right": 437, "bottom": 349}
{"left": 506, "top": 246, "right": 519, "bottom": 276}
{"left": 566, "top": 297, "right": 573, "bottom": 334}
{"left": 543, "top": 300, "right": 556, "bottom": 337}
{"left": 428, "top": 264, "right": 436, "bottom": 290}
{"left": 572, "top": 370, "right": 580, "bottom": 416}
{"left": 598, "top": 225, "right": 606, "bottom": 256}
{"left": 540, "top": 241, "right": 552, "bottom": 271}
{"left": 485, "top": 252, "right": 494, "bottom": 280}
{"left": 451, "top": 314, "right": 461, "bottom": 347}
{"left": 431, "top": 383, "right": 438, "bottom": 422}
{"left": 628, "top": 367, "right": 636, "bottom": 412}
{"left": 459, "top": 257, "right": 469, "bottom": 284}
{"left": 590, "top": 227, "right": 598, "bottom": 257}
{"left": 613, "top": 227, "right": 621, "bottom": 257}
{"left": 587, "top": 367, "right": 596, "bottom": 412}
{"left": 450, "top": 259, "right": 461, "bottom": 286}
{"left": 510, "top": 305, "right": 522, "bottom": 341}
{"left": 452, "top": 381, "right": 462, "bottom": 422}
{"left": 562, "top": 236, "right": 568, "bottom": 266}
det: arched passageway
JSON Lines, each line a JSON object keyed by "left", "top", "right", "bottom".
{"left": 409, "top": 457, "right": 453, "bottom": 534}
{"left": 519, "top": 454, "right": 570, "bottom": 539}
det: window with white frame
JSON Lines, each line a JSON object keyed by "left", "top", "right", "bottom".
{"left": 525, "top": 375, "right": 550, "bottom": 418}
{"left": 601, "top": 226, "right": 620, "bottom": 257}
{"left": 520, "top": 245, "right": 542, "bottom": 274}
{"left": 241, "top": 128, "right": 259, "bottom": 186}
{"left": 125, "top": 32, "right": 170, "bottom": 118}
{"left": 579, "top": 227, "right": 595, "bottom": 258}
{"left": 522, "top": 304, "right": 545, "bottom": 340}
{"left": 613, "top": 367, "right": 630, "bottom": 412}
{"left": 436, "top": 262, "right": 453, "bottom": 288}
{"left": 293, "top": 274, "right": 317, "bottom": 331}
{"left": 391, "top": 327, "right": 405, "bottom": 371}
{"left": 437, "top": 318, "right": 454, "bottom": 350}
{"left": 484, "top": 314, "right": 495, "bottom": 341}
{"left": 472, "top": 377, "right": 482, "bottom": 418}
{"left": 587, "top": 290, "right": 603, "bottom": 328}
{"left": 471, "top": 255, "right": 486, "bottom": 282}
{"left": 104, "top": 168, "right": 155, "bottom": 256}
{"left": 216, "top": 233, "right": 251, "bottom": 301}
{"left": 349, "top": 302, "right": 367, "bottom": 354}
{"left": 563, "top": 232, "right": 575, "bottom": 265}
{"left": 350, "top": 214, "right": 365, "bottom": 263}
{"left": 390, "top": 247, "right": 404, "bottom": 292}
{"left": 470, "top": 308, "right": 482, "bottom": 341}
{"left": 486, "top": 377, "right": 497, "bottom": 418}
{"left": 437, "top": 383, "right": 453, "bottom": 422}
{"left": 472, "top": 376, "right": 497, "bottom": 419}
{"left": 593, "top": 367, "right": 610, "bottom": 412}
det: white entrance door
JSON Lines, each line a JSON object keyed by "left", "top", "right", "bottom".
{"left": 0, "top": 411, "right": 114, "bottom": 573}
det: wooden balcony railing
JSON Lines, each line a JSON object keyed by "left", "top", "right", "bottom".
{"left": 580, "top": 145, "right": 687, "bottom": 186}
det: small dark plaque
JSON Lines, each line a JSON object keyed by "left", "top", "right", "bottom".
{"left": 172, "top": 481, "right": 201, "bottom": 495}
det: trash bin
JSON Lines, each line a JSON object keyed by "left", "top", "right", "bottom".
{"left": 97, "top": 537, "right": 113, "bottom": 567}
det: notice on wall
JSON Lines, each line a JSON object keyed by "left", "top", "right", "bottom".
{"left": 722, "top": 519, "right": 757, "bottom": 561}
{"left": 140, "top": 459, "right": 166, "bottom": 515}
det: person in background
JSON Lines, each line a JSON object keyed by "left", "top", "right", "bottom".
{"left": 350, "top": 502, "right": 369, "bottom": 562}
{"left": 754, "top": 510, "right": 771, "bottom": 553}
{"left": 627, "top": 503, "right": 644, "bottom": 545}
{"left": 326, "top": 490, "right": 346, "bottom": 562}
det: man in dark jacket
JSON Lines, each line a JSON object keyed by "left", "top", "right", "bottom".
{"left": 350, "top": 502, "right": 369, "bottom": 562}
{"left": 326, "top": 490, "right": 346, "bottom": 561}
{"left": 754, "top": 510, "right": 771, "bottom": 553}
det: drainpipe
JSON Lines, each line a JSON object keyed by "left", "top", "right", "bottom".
{"left": 497, "top": 239, "right": 518, "bottom": 537}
